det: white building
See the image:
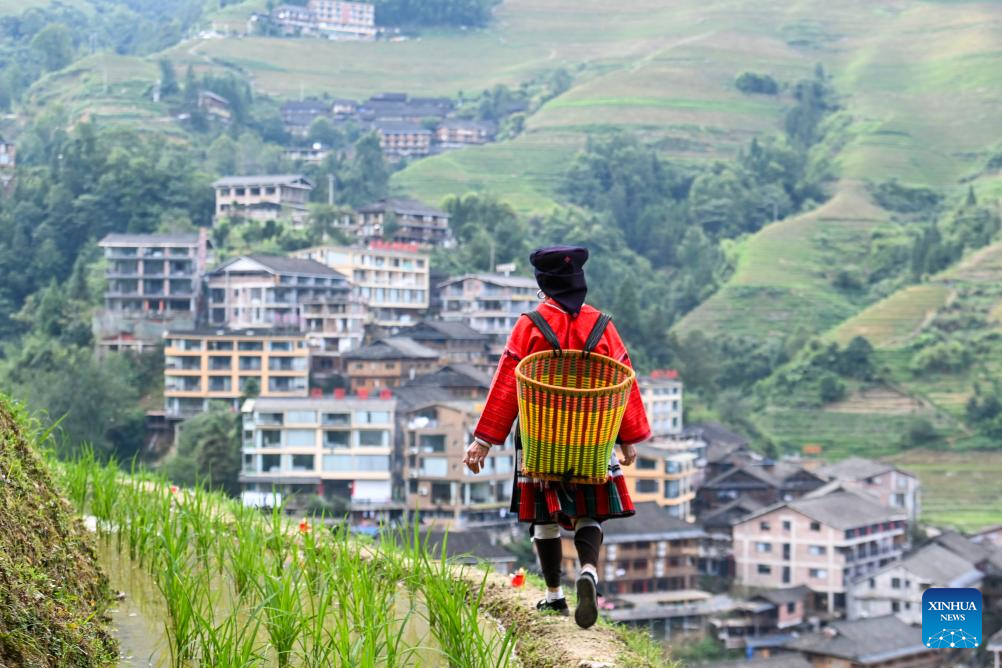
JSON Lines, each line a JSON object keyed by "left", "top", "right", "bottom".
{"left": 639, "top": 370, "right": 684, "bottom": 436}
{"left": 240, "top": 395, "right": 398, "bottom": 518}
{"left": 438, "top": 273, "right": 537, "bottom": 339}
{"left": 847, "top": 543, "right": 982, "bottom": 624}
{"left": 816, "top": 457, "right": 921, "bottom": 524}
{"left": 293, "top": 242, "right": 430, "bottom": 326}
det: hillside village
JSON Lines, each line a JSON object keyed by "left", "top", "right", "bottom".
{"left": 85, "top": 178, "right": 1002, "bottom": 666}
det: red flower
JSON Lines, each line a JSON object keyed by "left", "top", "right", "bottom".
{"left": 298, "top": 520, "right": 311, "bottom": 534}
{"left": 169, "top": 485, "right": 178, "bottom": 494}
{"left": 510, "top": 568, "right": 525, "bottom": 588}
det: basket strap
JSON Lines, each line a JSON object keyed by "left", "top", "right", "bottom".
{"left": 524, "top": 310, "right": 562, "bottom": 352}
{"left": 583, "top": 313, "right": 612, "bottom": 354}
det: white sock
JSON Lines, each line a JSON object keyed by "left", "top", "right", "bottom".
{"left": 546, "top": 587, "right": 564, "bottom": 602}
{"left": 580, "top": 564, "right": 598, "bottom": 582}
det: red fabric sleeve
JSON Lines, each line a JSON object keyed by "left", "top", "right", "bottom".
{"left": 473, "top": 317, "right": 532, "bottom": 445}
{"left": 602, "top": 320, "right": 652, "bottom": 446}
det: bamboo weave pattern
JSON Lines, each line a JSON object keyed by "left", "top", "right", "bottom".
{"left": 515, "top": 350, "right": 635, "bottom": 484}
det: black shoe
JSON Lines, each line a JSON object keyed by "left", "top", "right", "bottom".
{"left": 575, "top": 572, "right": 598, "bottom": 629}
{"left": 536, "top": 597, "right": 570, "bottom": 616}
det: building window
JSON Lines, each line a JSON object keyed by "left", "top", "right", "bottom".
{"left": 809, "top": 569, "right": 827, "bottom": 579}
{"left": 323, "top": 412, "right": 350, "bottom": 425}
{"left": 636, "top": 480, "right": 658, "bottom": 494}
{"left": 358, "top": 430, "right": 388, "bottom": 447}
{"left": 269, "top": 340, "right": 293, "bottom": 352}
{"left": 808, "top": 545, "right": 827, "bottom": 556}
{"left": 636, "top": 458, "right": 656, "bottom": 470}
{"left": 290, "top": 454, "right": 315, "bottom": 471}
{"left": 760, "top": 521, "right": 771, "bottom": 531}
{"left": 782, "top": 520, "right": 791, "bottom": 531}
{"left": 891, "top": 601, "right": 900, "bottom": 613}
{"left": 324, "top": 431, "right": 351, "bottom": 448}
{"left": 285, "top": 411, "right": 317, "bottom": 424}
{"left": 891, "top": 577, "right": 901, "bottom": 589}
{"left": 261, "top": 454, "right": 281, "bottom": 472}
{"left": 238, "top": 341, "right": 264, "bottom": 351}
{"left": 810, "top": 521, "right": 821, "bottom": 532}
{"left": 869, "top": 578, "right": 876, "bottom": 589}
{"left": 286, "top": 430, "right": 315, "bottom": 447}
{"left": 261, "top": 430, "right": 282, "bottom": 447}
{"left": 786, "top": 602, "right": 796, "bottom": 614}
{"left": 664, "top": 480, "right": 680, "bottom": 498}
{"left": 208, "top": 376, "right": 232, "bottom": 392}
{"left": 757, "top": 565, "right": 772, "bottom": 575}
{"left": 756, "top": 542, "right": 772, "bottom": 553}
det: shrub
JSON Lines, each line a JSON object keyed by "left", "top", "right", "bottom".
{"left": 735, "top": 72, "right": 780, "bottom": 95}
{"left": 819, "top": 374, "right": 846, "bottom": 403}
{"left": 909, "top": 340, "right": 972, "bottom": 374}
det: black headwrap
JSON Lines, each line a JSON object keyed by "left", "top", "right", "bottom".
{"left": 530, "top": 245, "right": 589, "bottom": 317}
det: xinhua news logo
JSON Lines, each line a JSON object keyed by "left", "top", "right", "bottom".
{"left": 921, "top": 588, "right": 982, "bottom": 649}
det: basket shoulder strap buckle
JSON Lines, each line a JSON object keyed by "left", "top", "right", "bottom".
{"left": 524, "top": 310, "right": 562, "bottom": 352}
{"left": 583, "top": 313, "right": 612, "bottom": 354}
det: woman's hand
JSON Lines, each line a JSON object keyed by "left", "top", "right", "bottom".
{"left": 463, "top": 440, "right": 491, "bottom": 474}
{"left": 618, "top": 442, "right": 637, "bottom": 467}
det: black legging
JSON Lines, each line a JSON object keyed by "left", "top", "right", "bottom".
{"left": 534, "top": 522, "right": 603, "bottom": 588}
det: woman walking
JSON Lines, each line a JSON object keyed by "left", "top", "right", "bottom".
{"left": 463, "top": 245, "right": 651, "bottom": 629}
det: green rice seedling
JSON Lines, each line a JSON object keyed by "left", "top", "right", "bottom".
{"left": 155, "top": 501, "right": 205, "bottom": 665}
{"left": 198, "top": 599, "right": 267, "bottom": 668}
{"left": 257, "top": 554, "right": 305, "bottom": 668}
{"left": 90, "top": 457, "right": 120, "bottom": 535}
{"left": 264, "top": 498, "right": 292, "bottom": 572}
{"left": 228, "top": 503, "right": 266, "bottom": 600}
{"left": 63, "top": 445, "right": 95, "bottom": 514}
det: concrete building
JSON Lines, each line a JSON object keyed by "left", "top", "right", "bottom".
{"left": 402, "top": 400, "right": 514, "bottom": 530}
{"left": 293, "top": 242, "right": 430, "bottom": 326}
{"left": 816, "top": 457, "right": 921, "bottom": 524}
{"left": 96, "top": 231, "right": 212, "bottom": 353}
{"left": 629, "top": 438, "right": 698, "bottom": 520}
{"left": 0, "top": 136, "right": 14, "bottom": 170}
{"left": 342, "top": 337, "right": 440, "bottom": 393}
{"left": 711, "top": 585, "right": 811, "bottom": 652}
{"left": 562, "top": 502, "right": 705, "bottom": 596}
{"left": 310, "top": 0, "right": 375, "bottom": 39}
{"left": 782, "top": 615, "right": 938, "bottom": 668}
{"left": 847, "top": 543, "right": 982, "bottom": 624}
{"left": 696, "top": 461, "right": 826, "bottom": 516}
{"left": 164, "top": 330, "right": 309, "bottom": 417}
{"left": 240, "top": 394, "right": 396, "bottom": 518}
{"left": 375, "top": 122, "right": 432, "bottom": 158}
{"left": 355, "top": 198, "right": 451, "bottom": 248}
{"left": 435, "top": 119, "right": 496, "bottom": 147}
{"left": 197, "top": 90, "right": 231, "bottom": 122}
{"left": 205, "top": 255, "right": 363, "bottom": 352}
{"left": 402, "top": 320, "right": 492, "bottom": 368}
{"left": 213, "top": 174, "right": 314, "bottom": 224}
{"left": 639, "top": 370, "right": 684, "bottom": 436}
{"left": 733, "top": 490, "right": 909, "bottom": 612}
{"left": 280, "top": 98, "right": 332, "bottom": 136}
{"left": 401, "top": 364, "right": 491, "bottom": 400}
{"left": 989, "top": 628, "right": 1002, "bottom": 668}
{"left": 438, "top": 273, "right": 538, "bottom": 339}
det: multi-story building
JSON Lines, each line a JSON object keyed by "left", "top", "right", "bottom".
{"left": 629, "top": 439, "right": 698, "bottom": 520}
{"left": 401, "top": 400, "right": 514, "bottom": 529}
{"left": 374, "top": 121, "right": 432, "bottom": 158}
{"left": 342, "top": 337, "right": 439, "bottom": 393}
{"left": 205, "top": 255, "right": 363, "bottom": 352}
{"left": 95, "top": 231, "right": 212, "bottom": 353}
{"left": 401, "top": 364, "right": 491, "bottom": 400}
{"left": 816, "top": 457, "right": 921, "bottom": 524}
{"left": 280, "top": 98, "right": 332, "bottom": 136}
{"left": 403, "top": 320, "right": 493, "bottom": 368}
{"left": 733, "top": 489, "right": 909, "bottom": 612}
{"left": 310, "top": 0, "right": 375, "bottom": 39}
{"left": 240, "top": 394, "right": 396, "bottom": 518}
{"left": 355, "top": 198, "right": 451, "bottom": 247}
{"left": 293, "top": 242, "right": 430, "bottom": 326}
{"left": 639, "top": 370, "right": 684, "bottom": 436}
{"left": 711, "top": 586, "right": 811, "bottom": 652}
{"left": 435, "top": 119, "right": 496, "bottom": 147}
{"left": 164, "top": 330, "right": 309, "bottom": 417}
{"left": 847, "top": 543, "right": 982, "bottom": 624}
{"left": 197, "top": 90, "right": 231, "bottom": 122}
{"left": 562, "top": 502, "right": 704, "bottom": 596}
{"left": 212, "top": 174, "right": 314, "bottom": 224}
{"left": 438, "top": 273, "right": 538, "bottom": 339}
{"left": 782, "top": 615, "right": 938, "bottom": 668}
{"left": 696, "top": 461, "right": 826, "bottom": 515}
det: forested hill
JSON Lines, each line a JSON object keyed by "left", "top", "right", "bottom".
{"left": 1, "top": 0, "right": 1002, "bottom": 465}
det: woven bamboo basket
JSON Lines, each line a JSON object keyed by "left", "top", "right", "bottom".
{"left": 515, "top": 350, "right": 636, "bottom": 485}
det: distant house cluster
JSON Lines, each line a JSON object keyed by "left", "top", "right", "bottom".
{"left": 259, "top": 0, "right": 376, "bottom": 41}
{"left": 280, "top": 93, "right": 497, "bottom": 159}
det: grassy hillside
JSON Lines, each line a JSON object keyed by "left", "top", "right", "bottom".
{"left": 0, "top": 396, "right": 117, "bottom": 666}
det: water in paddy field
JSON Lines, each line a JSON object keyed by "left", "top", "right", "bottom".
{"left": 93, "top": 532, "right": 462, "bottom": 667}
{"left": 95, "top": 539, "right": 169, "bottom": 666}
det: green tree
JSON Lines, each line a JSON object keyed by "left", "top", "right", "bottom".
{"left": 164, "top": 408, "right": 242, "bottom": 495}
{"left": 31, "top": 24, "right": 75, "bottom": 72}
{"left": 158, "top": 58, "right": 179, "bottom": 97}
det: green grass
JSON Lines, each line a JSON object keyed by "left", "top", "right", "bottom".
{"left": 831, "top": 284, "right": 951, "bottom": 347}
{"left": 889, "top": 449, "right": 1002, "bottom": 532}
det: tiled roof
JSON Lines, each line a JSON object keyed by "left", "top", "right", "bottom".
{"left": 372, "top": 121, "right": 432, "bottom": 135}
{"left": 752, "top": 585, "right": 811, "bottom": 606}
{"left": 100, "top": 233, "right": 200, "bottom": 245}
{"left": 425, "top": 531, "right": 516, "bottom": 562}
{"left": 700, "top": 496, "right": 765, "bottom": 529}
{"left": 403, "top": 364, "right": 491, "bottom": 390}
{"left": 784, "top": 615, "right": 927, "bottom": 663}
{"left": 437, "top": 273, "right": 537, "bottom": 289}
{"left": 685, "top": 421, "right": 750, "bottom": 451}
{"left": 897, "top": 544, "right": 981, "bottom": 586}
{"left": 988, "top": 626, "right": 1002, "bottom": 651}
{"left": 212, "top": 174, "right": 313, "bottom": 188}
{"left": 210, "top": 255, "right": 344, "bottom": 278}
{"left": 342, "top": 337, "right": 440, "bottom": 361}
{"left": 406, "top": 320, "right": 490, "bottom": 342}
{"left": 816, "top": 457, "right": 902, "bottom": 481}
{"left": 786, "top": 490, "right": 904, "bottom": 530}
{"left": 357, "top": 197, "right": 446, "bottom": 218}
{"left": 600, "top": 502, "right": 705, "bottom": 544}
{"left": 706, "top": 653, "right": 811, "bottom": 668}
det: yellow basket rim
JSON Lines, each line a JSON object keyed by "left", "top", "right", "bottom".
{"left": 515, "top": 349, "right": 636, "bottom": 397}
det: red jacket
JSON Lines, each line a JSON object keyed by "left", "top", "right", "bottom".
{"left": 473, "top": 300, "right": 652, "bottom": 446}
